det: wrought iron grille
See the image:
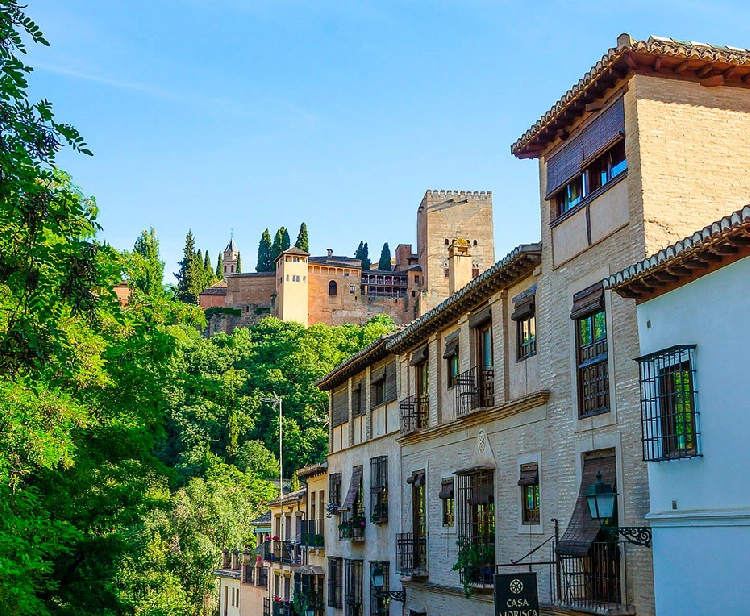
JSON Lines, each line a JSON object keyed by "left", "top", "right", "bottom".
{"left": 327, "top": 557, "right": 343, "bottom": 608}
{"left": 263, "top": 597, "right": 271, "bottom": 616}
{"left": 395, "top": 532, "right": 427, "bottom": 575}
{"left": 637, "top": 345, "right": 700, "bottom": 462}
{"left": 344, "top": 559, "right": 363, "bottom": 616}
{"left": 281, "top": 540, "right": 301, "bottom": 566}
{"left": 329, "top": 473, "right": 342, "bottom": 509}
{"left": 559, "top": 541, "right": 622, "bottom": 611}
{"left": 370, "top": 561, "right": 390, "bottom": 616}
{"left": 576, "top": 309, "right": 609, "bottom": 417}
{"left": 300, "top": 519, "right": 324, "bottom": 548}
{"left": 262, "top": 540, "right": 275, "bottom": 563}
{"left": 370, "top": 455, "right": 388, "bottom": 524}
{"left": 455, "top": 367, "right": 495, "bottom": 416}
{"left": 257, "top": 566, "right": 268, "bottom": 588}
{"left": 456, "top": 470, "right": 495, "bottom": 588}
{"left": 399, "top": 394, "right": 429, "bottom": 434}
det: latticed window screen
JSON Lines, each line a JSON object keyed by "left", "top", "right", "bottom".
{"left": 331, "top": 386, "right": 349, "bottom": 427}
{"left": 638, "top": 345, "right": 700, "bottom": 462}
{"left": 329, "top": 473, "right": 341, "bottom": 507}
{"left": 327, "top": 557, "right": 342, "bottom": 608}
{"left": 351, "top": 379, "right": 366, "bottom": 417}
{"left": 370, "top": 456, "right": 388, "bottom": 524}
{"left": 344, "top": 559, "right": 363, "bottom": 616}
{"left": 456, "top": 470, "right": 495, "bottom": 546}
{"left": 384, "top": 360, "right": 397, "bottom": 403}
{"left": 573, "top": 283, "right": 608, "bottom": 417}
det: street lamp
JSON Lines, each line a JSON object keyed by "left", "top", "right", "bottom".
{"left": 262, "top": 394, "right": 284, "bottom": 608}
{"left": 304, "top": 606, "right": 316, "bottom": 616}
{"left": 586, "top": 471, "right": 652, "bottom": 548}
{"left": 370, "top": 563, "right": 405, "bottom": 603}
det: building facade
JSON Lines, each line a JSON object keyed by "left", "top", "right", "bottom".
{"left": 607, "top": 206, "right": 750, "bottom": 615}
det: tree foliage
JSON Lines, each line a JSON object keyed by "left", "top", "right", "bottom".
{"left": 129, "top": 228, "right": 165, "bottom": 296}
{"left": 378, "top": 242, "right": 392, "bottom": 271}
{"left": 354, "top": 241, "right": 371, "bottom": 270}
{"left": 235, "top": 251, "right": 241, "bottom": 274}
{"left": 294, "top": 222, "right": 309, "bottom": 253}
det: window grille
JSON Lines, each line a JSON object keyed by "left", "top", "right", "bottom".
{"left": 518, "top": 463, "right": 540, "bottom": 524}
{"left": 327, "top": 557, "right": 343, "bottom": 608}
{"left": 637, "top": 345, "right": 700, "bottom": 462}
{"left": 370, "top": 456, "right": 388, "bottom": 524}
{"left": 573, "top": 284, "right": 608, "bottom": 417}
{"left": 439, "top": 477, "right": 455, "bottom": 526}
{"left": 329, "top": 473, "right": 342, "bottom": 509}
{"left": 344, "top": 559, "right": 363, "bottom": 616}
{"left": 370, "top": 561, "right": 389, "bottom": 616}
{"left": 559, "top": 538, "right": 621, "bottom": 610}
{"left": 257, "top": 567, "right": 268, "bottom": 589}
{"left": 351, "top": 379, "right": 366, "bottom": 417}
{"left": 456, "top": 470, "right": 495, "bottom": 587}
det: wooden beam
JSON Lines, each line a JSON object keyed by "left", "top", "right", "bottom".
{"left": 623, "top": 53, "right": 638, "bottom": 70}
{"left": 674, "top": 60, "right": 690, "bottom": 73}
{"left": 653, "top": 270, "right": 679, "bottom": 283}
{"left": 611, "top": 67, "right": 629, "bottom": 80}
{"left": 712, "top": 244, "right": 739, "bottom": 255}
{"left": 585, "top": 102, "right": 604, "bottom": 113}
{"left": 701, "top": 75, "right": 725, "bottom": 87}
{"left": 723, "top": 66, "right": 740, "bottom": 80}
{"left": 743, "top": 73, "right": 750, "bottom": 84}
{"left": 697, "top": 63, "right": 714, "bottom": 78}
{"left": 628, "top": 281, "right": 655, "bottom": 294}
{"left": 683, "top": 259, "right": 711, "bottom": 270}
{"left": 666, "top": 265, "right": 693, "bottom": 276}
{"left": 732, "top": 235, "right": 750, "bottom": 246}
{"left": 653, "top": 57, "right": 662, "bottom": 71}
{"left": 698, "top": 252, "right": 724, "bottom": 263}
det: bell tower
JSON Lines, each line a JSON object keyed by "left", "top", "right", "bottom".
{"left": 223, "top": 236, "right": 239, "bottom": 278}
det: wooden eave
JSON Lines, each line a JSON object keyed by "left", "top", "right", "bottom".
{"left": 513, "top": 37, "right": 750, "bottom": 159}
{"left": 609, "top": 222, "right": 750, "bottom": 303}
{"left": 315, "top": 336, "right": 393, "bottom": 391}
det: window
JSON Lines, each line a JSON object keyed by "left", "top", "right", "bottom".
{"left": 369, "top": 562, "right": 389, "bottom": 616}
{"left": 331, "top": 386, "right": 348, "bottom": 427}
{"left": 329, "top": 473, "right": 342, "bottom": 509}
{"left": 456, "top": 470, "right": 495, "bottom": 585}
{"left": 557, "top": 174, "right": 584, "bottom": 215}
{"left": 518, "top": 463, "right": 540, "bottom": 525}
{"left": 370, "top": 456, "right": 388, "bottom": 524}
{"left": 472, "top": 267, "right": 480, "bottom": 279}
{"left": 370, "top": 360, "right": 396, "bottom": 409}
{"left": 439, "top": 477, "right": 455, "bottom": 526}
{"left": 329, "top": 280, "right": 338, "bottom": 296}
{"left": 292, "top": 274, "right": 301, "bottom": 282}
{"left": 351, "top": 380, "right": 365, "bottom": 418}
{"left": 637, "top": 345, "right": 700, "bottom": 461}
{"left": 344, "top": 559, "right": 363, "bottom": 616}
{"left": 444, "top": 335, "right": 459, "bottom": 389}
{"left": 372, "top": 376, "right": 385, "bottom": 407}
{"left": 349, "top": 285, "right": 355, "bottom": 293}
{"left": 328, "top": 557, "right": 343, "bottom": 608}
{"left": 512, "top": 287, "right": 536, "bottom": 360}
{"left": 572, "top": 283, "right": 608, "bottom": 417}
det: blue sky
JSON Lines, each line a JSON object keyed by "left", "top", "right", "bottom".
{"left": 25, "top": 0, "right": 750, "bottom": 282}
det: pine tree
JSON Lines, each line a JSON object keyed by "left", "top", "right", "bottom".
{"left": 257, "top": 228, "right": 272, "bottom": 272}
{"left": 294, "top": 222, "right": 309, "bottom": 252}
{"left": 216, "top": 252, "right": 222, "bottom": 278}
{"left": 131, "top": 227, "right": 164, "bottom": 295}
{"left": 236, "top": 251, "right": 242, "bottom": 274}
{"left": 378, "top": 242, "right": 392, "bottom": 271}
{"left": 270, "top": 228, "right": 284, "bottom": 265}
{"left": 281, "top": 227, "right": 291, "bottom": 251}
{"left": 174, "top": 230, "right": 198, "bottom": 302}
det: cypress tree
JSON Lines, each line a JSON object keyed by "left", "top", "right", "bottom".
{"left": 294, "top": 222, "right": 309, "bottom": 252}
{"left": 270, "top": 228, "right": 284, "bottom": 265}
{"left": 256, "top": 228, "right": 272, "bottom": 272}
{"left": 236, "top": 251, "right": 242, "bottom": 274}
{"left": 362, "top": 243, "right": 371, "bottom": 270}
{"left": 378, "top": 242, "right": 392, "bottom": 271}
{"left": 216, "top": 252, "right": 222, "bottom": 278}
{"left": 281, "top": 227, "right": 291, "bottom": 251}
{"left": 174, "top": 230, "right": 198, "bottom": 302}
{"left": 132, "top": 227, "right": 164, "bottom": 296}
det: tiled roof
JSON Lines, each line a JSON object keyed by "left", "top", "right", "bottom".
{"left": 281, "top": 246, "right": 309, "bottom": 256}
{"left": 228, "top": 271, "right": 275, "bottom": 278}
{"left": 605, "top": 205, "right": 750, "bottom": 298}
{"left": 225, "top": 238, "right": 239, "bottom": 253}
{"left": 200, "top": 280, "right": 228, "bottom": 296}
{"left": 512, "top": 34, "right": 750, "bottom": 158}
{"left": 296, "top": 461, "right": 328, "bottom": 479}
{"left": 251, "top": 511, "right": 272, "bottom": 526}
{"left": 268, "top": 487, "right": 306, "bottom": 506}
{"left": 308, "top": 255, "right": 361, "bottom": 266}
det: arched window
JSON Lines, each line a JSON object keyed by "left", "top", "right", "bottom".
{"left": 473, "top": 240, "right": 478, "bottom": 246}
{"left": 445, "top": 238, "right": 450, "bottom": 245}
{"left": 329, "top": 280, "right": 338, "bottom": 296}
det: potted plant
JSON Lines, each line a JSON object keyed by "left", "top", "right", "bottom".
{"left": 452, "top": 538, "right": 495, "bottom": 597}
{"left": 325, "top": 502, "right": 340, "bottom": 518}
{"left": 338, "top": 519, "right": 353, "bottom": 538}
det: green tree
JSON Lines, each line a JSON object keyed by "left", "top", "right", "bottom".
{"left": 294, "top": 222, "right": 309, "bottom": 252}
{"left": 256, "top": 228, "right": 272, "bottom": 272}
{"left": 216, "top": 252, "right": 222, "bottom": 278}
{"left": 270, "top": 228, "right": 284, "bottom": 265}
{"left": 130, "top": 228, "right": 165, "bottom": 296}
{"left": 235, "top": 440, "right": 278, "bottom": 479}
{"left": 281, "top": 227, "right": 291, "bottom": 251}
{"left": 354, "top": 241, "right": 371, "bottom": 270}
{"left": 378, "top": 242, "right": 392, "bottom": 271}
{"left": 236, "top": 251, "right": 242, "bottom": 274}
{"left": 174, "top": 230, "right": 198, "bottom": 302}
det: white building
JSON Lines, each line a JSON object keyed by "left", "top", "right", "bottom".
{"left": 607, "top": 205, "right": 750, "bottom": 615}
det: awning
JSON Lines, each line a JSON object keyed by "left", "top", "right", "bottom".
{"left": 454, "top": 463, "right": 494, "bottom": 475}
{"left": 438, "top": 478, "right": 454, "bottom": 500}
{"left": 557, "top": 450, "right": 616, "bottom": 557}
{"left": 409, "top": 345, "right": 429, "bottom": 366}
{"left": 518, "top": 463, "right": 539, "bottom": 486}
{"left": 340, "top": 466, "right": 363, "bottom": 511}
{"left": 406, "top": 470, "right": 425, "bottom": 487}
{"left": 298, "top": 565, "right": 325, "bottom": 576}
{"left": 468, "top": 305, "right": 492, "bottom": 328}
{"left": 443, "top": 339, "right": 459, "bottom": 359}
{"left": 512, "top": 288, "right": 536, "bottom": 321}
{"left": 570, "top": 282, "right": 604, "bottom": 320}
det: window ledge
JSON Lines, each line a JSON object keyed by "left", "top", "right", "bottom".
{"left": 550, "top": 170, "right": 628, "bottom": 229}
{"left": 516, "top": 351, "right": 537, "bottom": 363}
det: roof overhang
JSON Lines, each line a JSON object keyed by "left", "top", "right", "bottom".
{"left": 512, "top": 34, "right": 750, "bottom": 159}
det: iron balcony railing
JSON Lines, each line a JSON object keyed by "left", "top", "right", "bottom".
{"left": 281, "top": 540, "right": 302, "bottom": 566}
{"left": 263, "top": 597, "right": 271, "bottom": 616}
{"left": 256, "top": 566, "right": 268, "bottom": 588}
{"left": 455, "top": 366, "right": 494, "bottom": 416}
{"left": 399, "top": 394, "right": 428, "bottom": 434}
{"left": 558, "top": 541, "right": 622, "bottom": 612}
{"left": 263, "top": 540, "right": 282, "bottom": 563}
{"left": 395, "top": 532, "right": 427, "bottom": 576}
{"left": 300, "top": 519, "right": 325, "bottom": 549}
{"left": 338, "top": 514, "right": 366, "bottom": 541}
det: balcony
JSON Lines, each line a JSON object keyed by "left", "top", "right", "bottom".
{"left": 455, "top": 366, "right": 495, "bottom": 416}
{"left": 262, "top": 540, "right": 281, "bottom": 563}
{"left": 300, "top": 519, "right": 325, "bottom": 550}
{"left": 558, "top": 541, "right": 624, "bottom": 613}
{"left": 338, "top": 514, "right": 366, "bottom": 541}
{"left": 400, "top": 394, "right": 428, "bottom": 434}
{"left": 281, "top": 540, "right": 302, "bottom": 566}
{"left": 396, "top": 532, "right": 427, "bottom": 576}
{"left": 257, "top": 566, "right": 268, "bottom": 589}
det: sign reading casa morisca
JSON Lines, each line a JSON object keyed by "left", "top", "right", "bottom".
{"left": 494, "top": 572, "right": 540, "bottom": 616}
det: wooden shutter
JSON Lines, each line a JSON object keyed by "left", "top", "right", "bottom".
{"left": 384, "top": 360, "right": 397, "bottom": 403}
{"left": 331, "top": 386, "right": 348, "bottom": 427}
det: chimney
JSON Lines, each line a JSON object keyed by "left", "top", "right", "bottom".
{"left": 222, "top": 548, "right": 230, "bottom": 569}
{"left": 327, "top": 248, "right": 333, "bottom": 258}
{"left": 448, "top": 239, "right": 472, "bottom": 295}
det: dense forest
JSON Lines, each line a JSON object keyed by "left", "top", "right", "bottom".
{"left": 0, "top": 4, "right": 393, "bottom": 615}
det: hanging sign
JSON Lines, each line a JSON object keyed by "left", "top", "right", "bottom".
{"left": 494, "top": 572, "right": 540, "bottom": 616}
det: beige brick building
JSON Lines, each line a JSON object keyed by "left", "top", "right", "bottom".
{"left": 315, "top": 34, "right": 750, "bottom": 616}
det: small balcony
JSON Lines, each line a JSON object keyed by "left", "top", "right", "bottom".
{"left": 338, "top": 514, "right": 366, "bottom": 541}
{"left": 558, "top": 541, "right": 624, "bottom": 613}
{"left": 262, "top": 539, "right": 282, "bottom": 563}
{"left": 396, "top": 532, "right": 427, "bottom": 576}
{"left": 281, "top": 540, "right": 302, "bottom": 566}
{"left": 400, "top": 394, "right": 429, "bottom": 434}
{"left": 455, "top": 366, "right": 495, "bottom": 416}
{"left": 300, "top": 519, "right": 325, "bottom": 550}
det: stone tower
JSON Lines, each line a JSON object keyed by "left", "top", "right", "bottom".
{"left": 416, "top": 190, "right": 494, "bottom": 313}
{"left": 275, "top": 247, "right": 309, "bottom": 326}
{"left": 222, "top": 237, "right": 239, "bottom": 278}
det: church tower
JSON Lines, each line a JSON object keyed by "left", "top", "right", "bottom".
{"left": 223, "top": 237, "right": 239, "bottom": 278}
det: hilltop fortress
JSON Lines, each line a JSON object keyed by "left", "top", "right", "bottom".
{"left": 200, "top": 190, "right": 494, "bottom": 334}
